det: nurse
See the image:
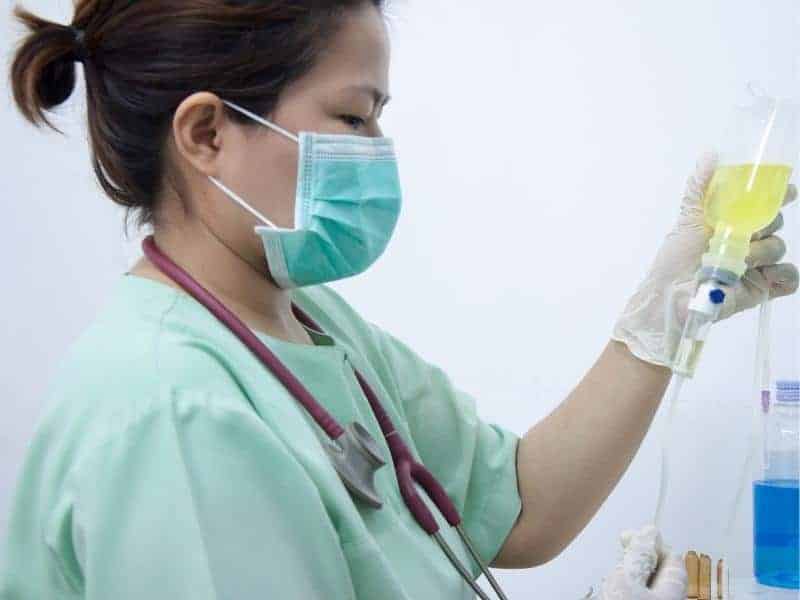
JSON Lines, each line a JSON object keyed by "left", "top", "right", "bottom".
{"left": 2, "top": 1, "right": 797, "bottom": 599}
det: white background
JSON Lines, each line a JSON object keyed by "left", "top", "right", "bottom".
{"left": 1, "top": 0, "right": 798, "bottom": 597}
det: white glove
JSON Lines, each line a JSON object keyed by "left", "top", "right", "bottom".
{"left": 612, "top": 150, "right": 799, "bottom": 367}
{"left": 590, "top": 524, "right": 687, "bottom": 600}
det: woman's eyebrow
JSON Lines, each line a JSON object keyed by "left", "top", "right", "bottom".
{"left": 343, "top": 84, "right": 391, "bottom": 107}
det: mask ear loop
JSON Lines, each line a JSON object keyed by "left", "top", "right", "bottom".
{"left": 207, "top": 175, "right": 285, "bottom": 230}
{"left": 221, "top": 100, "right": 299, "bottom": 143}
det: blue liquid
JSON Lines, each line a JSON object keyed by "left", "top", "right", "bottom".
{"left": 753, "top": 479, "right": 799, "bottom": 589}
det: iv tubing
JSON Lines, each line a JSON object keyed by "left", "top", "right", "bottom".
{"left": 654, "top": 374, "right": 687, "bottom": 528}
{"left": 721, "top": 287, "right": 771, "bottom": 570}
{"left": 655, "top": 281, "right": 727, "bottom": 526}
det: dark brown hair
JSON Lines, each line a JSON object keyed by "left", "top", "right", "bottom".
{"left": 10, "top": 0, "right": 385, "bottom": 226}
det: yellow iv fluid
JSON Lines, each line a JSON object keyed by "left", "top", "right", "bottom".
{"left": 704, "top": 163, "right": 793, "bottom": 231}
{"left": 703, "top": 163, "right": 793, "bottom": 277}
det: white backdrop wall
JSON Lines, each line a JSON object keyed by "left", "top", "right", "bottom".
{"left": 1, "top": 1, "right": 798, "bottom": 597}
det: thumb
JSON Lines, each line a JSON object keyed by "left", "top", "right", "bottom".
{"left": 677, "top": 150, "right": 718, "bottom": 226}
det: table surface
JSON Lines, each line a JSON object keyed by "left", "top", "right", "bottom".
{"left": 732, "top": 578, "right": 799, "bottom": 599}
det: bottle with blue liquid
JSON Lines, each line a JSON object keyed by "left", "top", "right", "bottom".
{"left": 754, "top": 379, "right": 800, "bottom": 589}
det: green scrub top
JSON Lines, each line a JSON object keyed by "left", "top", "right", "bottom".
{"left": 0, "top": 274, "right": 522, "bottom": 599}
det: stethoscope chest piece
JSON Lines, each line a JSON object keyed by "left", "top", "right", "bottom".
{"left": 324, "top": 421, "right": 387, "bottom": 509}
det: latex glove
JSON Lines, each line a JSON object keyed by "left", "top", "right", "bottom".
{"left": 590, "top": 524, "right": 687, "bottom": 600}
{"left": 612, "top": 150, "right": 799, "bottom": 367}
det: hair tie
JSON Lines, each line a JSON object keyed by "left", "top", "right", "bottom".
{"left": 69, "top": 26, "right": 89, "bottom": 63}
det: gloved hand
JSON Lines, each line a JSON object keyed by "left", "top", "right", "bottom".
{"left": 612, "top": 150, "right": 799, "bottom": 367}
{"left": 589, "top": 524, "right": 687, "bottom": 600}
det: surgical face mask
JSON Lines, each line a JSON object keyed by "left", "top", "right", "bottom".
{"left": 208, "top": 100, "right": 403, "bottom": 289}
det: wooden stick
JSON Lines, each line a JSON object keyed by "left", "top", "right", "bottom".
{"left": 686, "top": 551, "right": 700, "bottom": 599}
{"left": 699, "top": 554, "right": 712, "bottom": 600}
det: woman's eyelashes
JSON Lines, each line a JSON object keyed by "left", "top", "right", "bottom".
{"left": 340, "top": 114, "right": 367, "bottom": 131}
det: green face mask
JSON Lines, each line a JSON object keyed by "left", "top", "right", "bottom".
{"left": 209, "top": 100, "right": 403, "bottom": 289}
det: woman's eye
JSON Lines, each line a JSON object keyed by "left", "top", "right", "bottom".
{"left": 340, "top": 115, "right": 366, "bottom": 130}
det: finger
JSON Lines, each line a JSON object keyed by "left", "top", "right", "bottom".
{"left": 740, "top": 264, "right": 800, "bottom": 300}
{"left": 648, "top": 553, "right": 688, "bottom": 595}
{"left": 620, "top": 529, "right": 636, "bottom": 549}
{"left": 724, "top": 264, "right": 799, "bottom": 319}
{"left": 752, "top": 212, "right": 784, "bottom": 241}
{"left": 622, "top": 527, "right": 661, "bottom": 588}
{"left": 783, "top": 183, "right": 797, "bottom": 207}
{"left": 740, "top": 268, "right": 771, "bottom": 301}
{"left": 636, "top": 524, "right": 659, "bottom": 539}
{"left": 714, "top": 281, "right": 738, "bottom": 321}
{"left": 653, "top": 551, "right": 687, "bottom": 579}
{"left": 763, "top": 263, "right": 800, "bottom": 299}
{"left": 679, "top": 150, "right": 719, "bottom": 215}
{"left": 746, "top": 235, "right": 787, "bottom": 269}
{"left": 627, "top": 525, "right": 659, "bottom": 554}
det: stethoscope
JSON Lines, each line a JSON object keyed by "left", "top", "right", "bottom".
{"left": 142, "top": 236, "right": 511, "bottom": 600}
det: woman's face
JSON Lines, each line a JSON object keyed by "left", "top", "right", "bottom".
{"left": 171, "top": 2, "right": 391, "bottom": 272}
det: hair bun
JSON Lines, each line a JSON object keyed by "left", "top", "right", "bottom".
{"left": 10, "top": 7, "right": 82, "bottom": 129}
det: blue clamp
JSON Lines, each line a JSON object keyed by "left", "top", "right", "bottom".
{"left": 709, "top": 288, "right": 726, "bottom": 305}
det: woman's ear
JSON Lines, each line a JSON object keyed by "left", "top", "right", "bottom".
{"left": 172, "top": 92, "right": 227, "bottom": 177}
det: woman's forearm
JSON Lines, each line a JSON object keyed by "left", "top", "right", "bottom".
{"left": 495, "top": 340, "right": 671, "bottom": 568}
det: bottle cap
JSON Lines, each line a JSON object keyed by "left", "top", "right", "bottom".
{"left": 775, "top": 380, "right": 800, "bottom": 403}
